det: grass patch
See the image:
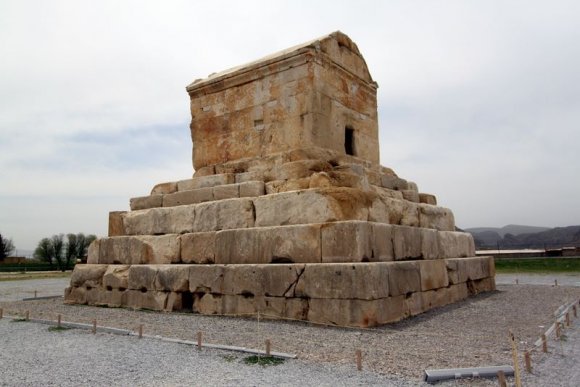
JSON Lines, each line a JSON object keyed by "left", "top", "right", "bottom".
{"left": 243, "top": 355, "right": 285, "bottom": 367}
{"left": 10, "top": 318, "right": 28, "bottom": 322}
{"left": 221, "top": 354, "right": 238, "bottom": 363}
{"left": 48, "top": 325, "right": 70, "bottom": 332}
{"left": 495, "top": 258, "right": 580, "bottom": 273}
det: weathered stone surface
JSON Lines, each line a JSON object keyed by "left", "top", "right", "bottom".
{"left": 308, "top": 296, "right": 406, "bottom": 327}
{"left": 122, "top": 206, "right": 195, "bottom": 235}
{"left": 438, "top": 231, "right": 475, "bottom": 258}
{"left": 103, "top": 265, "right": 130, "bottom": 290}
{"left": 87, "top": 239, "right": 100, "bottom": 264}
{"left": 215, "top": 225, "right": 321, "bottom": 264}
{"left": 64, "top": 286, "right": 86, "bottom": 304}
{"left": 222, "top": 264, "right": 304, "bottom": 297}
{"left": 180, "top": 232, "right": 216, "bottom": 264}
{"left": 177, "top": 174, "right": 235, "bottom": 191}
{"left": 151, "top": 182, "right": 177, "bottom": 195}
{"left": 321, "top": 221, "right": 393, "bottom": 263}
{"left": 419, "top": 260, "right": 449, "bottom": 291}
{"left": 128, "top": 265, "right": 158, "bottom": 290}
{"left": 421, "top": 228, "right": 440, "bottom": 260}
{"left": 387, "top": 261, "right": 421, "bottom": 296}
{"left": 212, "top": 184, "right": 239, "bottom": 200}
{"left": 422, "top": 283, "right": 468, "bottom": 310}
{"left": 381, "top": 175, "right": 408, "bottom": 190}
{"left": 163, "top": 188, "right": 212, "bottom": 207}
{"left": 418, "top": 204, "right": 455, "bottom": 231}
{"left": 98, "top": 235, "right": 180, "bottom": 265}
{"left": 130, "top": 195, "right": 163, "bottom": 211}
{"left": 446, "top": 257, "right": 494, "bottom": 284}
{"left": 238, "top": 181, "right": 265, "bottom": 197}
{"left": 468, "top": 277, "right": 496, "bottom": 295}
{"left": 295, "top": 262, "right": 389, "bottom": 300}
{"left": 154, "top": 265, "right": 190, "bottom": 292}
{"left": 419, "top": 193, "right": 437, "bottom": 205}
{"left": 193, "top": 198, "right": 254, "bottom": 232}
{"left": 189, "top": 265, "right": 225, "bottom": 293}
{"left": 108, "top": 211, "right": 126, "bottom": 237}
{"left": 392, "top": 226, "right": 422, "bottom": 260}
{"left": 401, "top": 190, "right": 420, "bottom": 203}
{"left": 125, "top": 290, "right": 168, "bottom": 311}
{"left": 70, "top": 264, "right": 108, "bottom": 288}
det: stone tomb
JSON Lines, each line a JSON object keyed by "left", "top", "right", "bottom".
{"left": 65, "top": 31, "right": 495, "bottom": 327}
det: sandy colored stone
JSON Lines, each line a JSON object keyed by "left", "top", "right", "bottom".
{"left": 154, "top": 265, "right": 190, "bottom": 292}
{"left": 238, "top": 181, "right": 265, "bottom": 197}
{"left": 419, "top": 193, "right": 437, "bottom": 205}
{"left": 418, "top": 204, "right": 455, "bottom": 231}
{"left": 163, "top": 188, "right": 212, "bottom": 207}
{"left": 401, "top": 190, "right": 420, "bottom": 203}
{"left": 387, "top": 261, "right": 421, "bottom": 296}
{"left": 193, "top": 198, "right": 254, "bottom": 232}
{"left": 189, "top": 265, "right": 226, "bottom": 294}
{"left": 392, "top": 226, "right": 422, "bottom": 260}
{"left": 446, "top": 257, "right": 495, "bottom": 284}
{"left": 125, "top": 290, "right": 168, "bottom": 311}
{"left": 151, "top": 182, "right": 177, "bottom": 195}
{"left": 381, "top": 175, "right": 408, "bottom": 190}
{"left": 438, "top": 231, "right": 475, "bottom": 258}
{"left": 215, "top": 225, "right": 321, "bottom": 264}
{"left": 102, "top": 265, "right": 130, "bottom": 290}
{"left": 87, "top": 239, "right": 100, "bottom": 264}
{"left": 420, "top": 228, "right": 440, "bottom": 260}
{"left": 212, "top": 184, "right": 239, "bottom": 200}
{"left": 98, "top": 235, "right": 180, "bottom": 265}
{"left": 128, "top": 265, "right": 158, "bottom": 290}
{"left": 64, "top": 286, "right": 86, "bottom": 304}
{"left": 108, "top": 211, "right": 126, "bottom": 237}
{"left": 320, "top": 221, "right": 393, "bottom": 263}
{"left": 70, "top": 264, "right": 108, "bottom": 288}
{"left": 179, "top": 232, "right": 216, "bottom": 264}
{"left": 307, "top": 296, "right": 406, "bottom": 327}
{"left": 295, "top": 262, "right": 389, "bottom": 300}
{"left": 122, "top": 206, "right": 195, "bottom": 235}
{"left": 419, "top": 260, "right": 449, "bottom": 291}
{"left": 130, "top": 195, "right": 163, "bottom": 211}
{"left": 177, "top": 174, "right": 234, "bottom": 191}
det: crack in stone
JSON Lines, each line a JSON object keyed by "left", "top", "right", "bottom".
{"left": 283, "top": 266, "right": 306, "bottom": 298}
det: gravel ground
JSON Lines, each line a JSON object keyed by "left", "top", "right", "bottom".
{"left": 0, "top": 277, "right": 70, "bottom": 301}
{"left": 1, "top": 276, "right": 580, "bottom": 386}
{"left": 495, "top": 272, "right": 580, "bottom": 287}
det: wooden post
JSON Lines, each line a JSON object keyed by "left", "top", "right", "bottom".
{"left": 34, "top": 290, "right": 37, "bottom": 298}
{"left": 138, "top": 324, "right": 143, "bottom": 339}
{"left": 0, "top": 308, "right": 3, "bottom": 319}
{"left": 566, "top": 312, "right": 571, "bottom": 327}
{"left": 497, "top": 370, "right": 507, "bottom": 387}
{"left": 57, "top": 314, "right": 62, "bottom": 328}
{"left": 524, "top": 351, "right": 532, "bottom": 373}
{"left": 574, "top": 305, "right": 578, "bottom": 318}
{"left": 554, "top": 279, "right": 558, "bottom": 286}
{"left": 541, "top": 334, "right": 548, "bottom": 352}
{"left": 515, "top": 278, "right": 519, "bottom": 285}
{"left": 265, "top": 339, "right": 271, "bottom": 356}
{"left": 555, "top": 322, "right": 561, "bottom": 339}
{"left": 92, "top": 319, "right": 97, "bottom": 334}
{"left": 25, "top": 310, "right": 30, "bottom": 321}
{"left": 355, "top": 349, "right": 362, "bottom": 371}
{"left": 509, "top": 331, "right": 522, "bottom": 387}
{"left": 197, "top": 331, "right": 202, "bottom": 349}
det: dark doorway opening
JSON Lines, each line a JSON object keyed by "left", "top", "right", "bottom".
{"left": 345, "top": 126, "right": 355, "bottom": 156}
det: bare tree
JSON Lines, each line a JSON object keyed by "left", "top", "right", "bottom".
{"left": 51, "top": 234, "right": 65, "bottom": 272}
{"left": 0, "top": 233, "right": 16, "bottom": 261}
{"left": 34, "top": 238, "right": 54, "bottom": 269}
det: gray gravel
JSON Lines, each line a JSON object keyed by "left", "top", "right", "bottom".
{"left": 495, "top": 273, "right": 580, "bottom": 287}
{"left": 0, "top": 319, "right": 414, "bottom": 387}
{"left": 0, "top": 277, "right": 69, "bottom": 301}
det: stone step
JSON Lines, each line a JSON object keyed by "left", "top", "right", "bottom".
{"left": 90, "top": 221, "right": 475, "bottom": 265}
{"left": 116, "top": 187, "right": 456, "bottom": 237}
{"left": 65, "top": 257, "right": 495, "bottom": 327}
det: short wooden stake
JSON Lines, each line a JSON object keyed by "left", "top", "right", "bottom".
{"left": 509, "top": 331, "right": 522, "bottom": 387}
{"left": 566, "top": 312, "right": 571, "bottom": 327}
{"left": 515, "top": 278, "right": 519, "bottom": 285}
{"left": 554, "top": 279, "right": 558, "bottom": 286}
{"left": 355, "top": 349, "right": 362, "bottom": 371}
{"left": 57, "top": 314, "right": 62, "bottom": 328}
{"left": 34, "top": 290, "right": 37, "bottom": 298}
{"left": 541, "top": 334, "right": 548, "bottom": 352}
{"left": 138, "top": 324, "right": 143, "bottom": 339}
{"left": 197, "top": 331, "right": 202, "bottom": 349}
{"left": 497, "top": 370, "right": 507, "bottom": 387}
{"left": 555, "top": 322, "right": 561, "bottom": 339}
{"left": 92, "top": 319, "right": 97, "bottom": 334}
{"left": 25, "top": 310, "right": 30, "bottom": 321}
{"left": 0, "top": 308, "right": 3, "bottom": 319}
{"left": 265, "top": 339, "right": 271, "bottom": 356}
{"left": 524, "top": 351, "right": 532, "bottom": 373}
{"left": 574, "top": 305, "right": 578, "bottom": 318}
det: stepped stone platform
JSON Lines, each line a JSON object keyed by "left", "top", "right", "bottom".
{"left": 65, "top": 31, "right": 495, "bottom": 327}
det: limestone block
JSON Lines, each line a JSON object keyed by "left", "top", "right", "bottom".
{"left": 387, "top": 261, "right": 421, "bottom": 296}
{"left": 96, "top": 289, "right": 127, "bottom": 307}
{"left": 193, "top": 165, "right": 216, "bottom": 177}
{"left": 85, "top": 287, "right": 104, "bottom": 306}
{"left": 125, "top": 290, "right": 168, "bottom": 311}
{"left": 381, "top": 175, "right": 408, "bottom": 190}
{"left": 221, "top": 265, "right": 294, "bottom": 297}
{"left": 419, "top": 193, "right": 437, "bottom": 205}
{"left": 254, "top": 188, "right": 371, "bottom": 227}
{"left": 420, "top": 228, "right": 440, "bottom": 260}
{"left": 446, "top": 257, "right": 494, "bottom": 284}
{"left": 151, "top": 182, "right": 177, "bottom": 195}
{"left": 419, "top": 260, "right": 449, "bottom": 291}
{"left": 70, "top": 264, "right": 108, "bottom": 288}
{"left": 128, "top": 265, "right": 158, "bottom": 290}
{"left": 371, "top": 223, "right": 395, "bottom": 261}
{"left": 130, "top": 195, "right": 163, "bottom": 211}
{"left": 189, "top": 265, "right": 225, "bottom": 293}
{"left": 180, "top": 232, "right": 216, "bottom": 264}
{"left": 154, "top": 265, "right": 190, "bottom": 292}
{"left": 235, "top": 171, "right": 264, "bottom": 183}
{"left": 422, "top": 284, "right": 468, "bottom": 310}
{"left": 438, "top": 232, "right": 475, "bottom": 258}
{"left": 239, "top": 181, "right": 265, "bottom": 197}
{"left": 108, "top": 211, "right": 126, "bottom": 237}
{"left": 193, "top": 293, "right": 220, "bottom": 314}
{"left": 320, "top": 221, "right": 393, "bottom": 263}
{"left": 87, "top": 240, "right": 100, "bottom": 264}
{"left": 401, "top": 201, "right": 420, "bottom": 227}
{"left": 215, "top": 225, "right": 321, "bottom": 264}
{"left": 407, "top": 182, "right": 418, "bottom": 192}
{"left": 295, "top": 262, "right": 389, "bottom": 300}
{"left": 418, "top": 204, "right": 455, "bottom": 232}
{"left": 212, "top": 184, "right": 239, "bottom": 200}
{"left": 177, "top": 174, "right": 234, "bottom": 191}
{"left": 98, "top": 235, "right": 180, "bottom": 265}
{"left": 368, "top": 195, "right": 390, "bottom": 223}
{"left": 265, "top": 178, "right": 310, "bottom": 194}
{"left": 401, "top": 190, "right": 420, "bottom": 203}
{"left": 64, "top": 286, "right": 86, "bottom": 304}
{"left": 193, "top": 198, "right": 255, "bottom": 232}
{"left": 269, "top": 160, "right": 331, "bottom": 180}
{"left": 103, "top": 265, "right": 130, "bottom": 290}
{"left": 308, "top": 296, "right": 406, "bottom": 327}
{"left": 163, "top": 188, "right": 212, "bottom": 207}
{"left": 392, "top": 226, "right": 422, "bottom": 260}
{"left": 123, "top": 206, "right": 195, "bottom": 235}
{"left": 468, "top": 277, "right": 496, "bottom": 295}
{"left": 404, "top": 292, "right": 424, "bottom": 317}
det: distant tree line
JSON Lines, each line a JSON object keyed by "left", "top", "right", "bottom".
{"left": 34, "top": 233, "right": 96, "bottom": 272}
{"left": 0, "top": 233, "right": 16, "bottom": 261}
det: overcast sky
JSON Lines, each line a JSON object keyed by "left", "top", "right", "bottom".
{"left": 1, "top": 0, "right": 579, "bottom": 252}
